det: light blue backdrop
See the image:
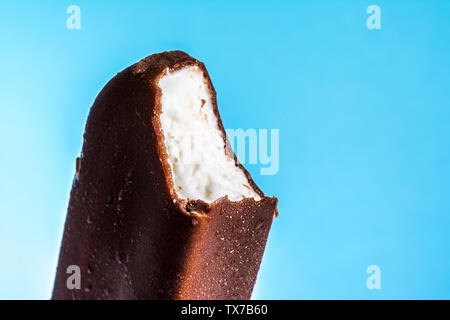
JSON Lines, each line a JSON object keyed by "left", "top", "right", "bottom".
{"left": 0, "top": 0, "right": 449, "bottom": 299}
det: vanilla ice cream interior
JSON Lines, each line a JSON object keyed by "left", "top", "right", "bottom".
{"left": 158, "top": 66, "right": 261, "bottom": 204}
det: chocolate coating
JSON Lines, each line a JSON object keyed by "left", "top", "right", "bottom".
{"left": 52, "top": 51, "right": 278, "bottom": 300}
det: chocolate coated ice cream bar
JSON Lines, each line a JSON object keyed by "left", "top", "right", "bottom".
{"left": 52, "top": 51, "right": 278, "bottom": 300}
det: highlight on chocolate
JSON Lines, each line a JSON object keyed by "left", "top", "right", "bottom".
{"left": 52, "top": 51, "right": 278, "bottom": 300}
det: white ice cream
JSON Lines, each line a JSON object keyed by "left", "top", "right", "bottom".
{"left": 158, "top": 66, "right": 261, "bottom": 203}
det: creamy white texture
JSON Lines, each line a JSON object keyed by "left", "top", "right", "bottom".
{"left": 158, "top": 66, "right": 260, "bottom": 203}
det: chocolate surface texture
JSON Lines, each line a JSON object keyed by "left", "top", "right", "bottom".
{"left": 52, "top": 51, "right": 278, "bottom": 300}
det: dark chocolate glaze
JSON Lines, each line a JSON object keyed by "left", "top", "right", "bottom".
{"left": 52, "top": 51, "right": 278, "bottom": 300}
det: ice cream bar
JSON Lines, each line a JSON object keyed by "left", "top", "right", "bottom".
{"left": 52, "top": 51, "right": 278, "bottom": 300}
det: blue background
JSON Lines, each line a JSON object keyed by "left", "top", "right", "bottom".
{"left": 0, "top": 0, "right": 449, "bottom": 299}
